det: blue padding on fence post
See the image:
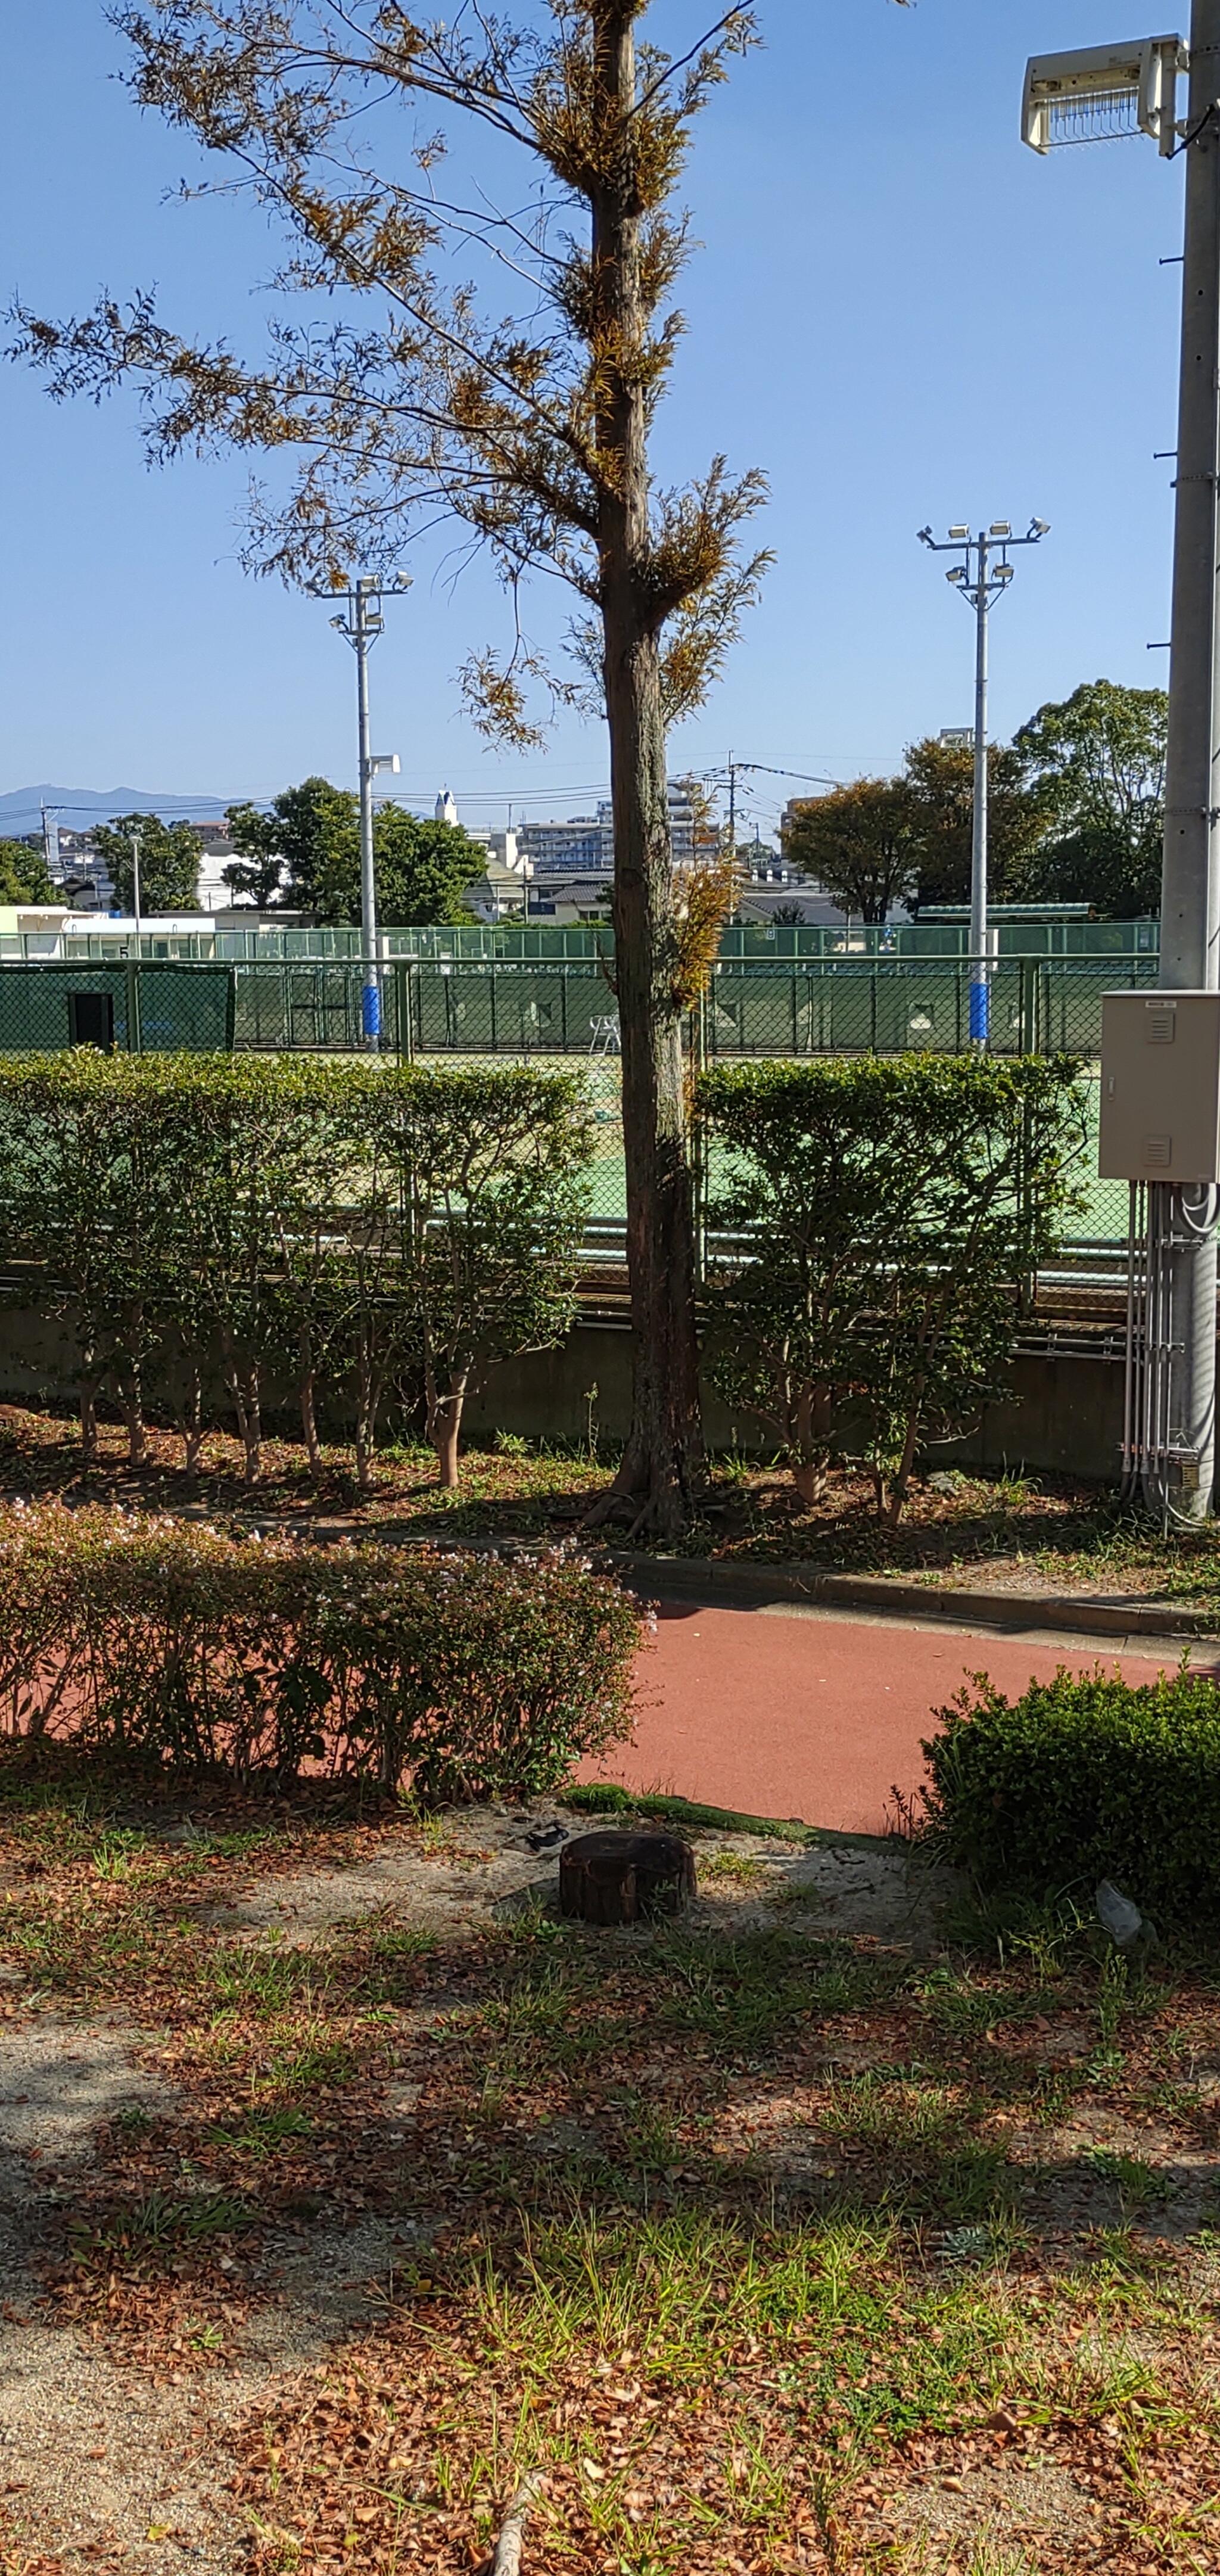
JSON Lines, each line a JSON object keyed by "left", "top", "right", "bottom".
{"left": 362, "top": 981, "right": 381, "bottom": 1040}
{"left": 968, "top": 978, "right": 988, "bottom": 1044}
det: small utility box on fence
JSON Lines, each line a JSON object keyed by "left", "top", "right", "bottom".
{"left": 1098, "top": 990, "right": 1220, "bottom": 1182}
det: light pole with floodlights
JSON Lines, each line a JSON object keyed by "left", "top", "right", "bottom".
{"left": 314, "top": 574, "right": 405, "bottom": 1051}
{"left": 917, "top": 519, "right": 1049, "bottom": 1047}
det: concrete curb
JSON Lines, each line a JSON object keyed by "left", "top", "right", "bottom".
{"left": 607, "top": 1550, "right": 1219, "bottom": 1642}
{"left": 153, "top": 1507, "right": 1220, "bottom": 1645}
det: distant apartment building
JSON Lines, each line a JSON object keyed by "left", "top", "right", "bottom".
{"left": 515, "top": 814, "right": 606, "bottom": 875}
{"left": 516, "top": 777, "right": 714, "bottom": 876}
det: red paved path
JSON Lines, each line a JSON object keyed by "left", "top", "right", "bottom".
{"left": 585, "top": 1602, "right": 1200, "bottom": 1837}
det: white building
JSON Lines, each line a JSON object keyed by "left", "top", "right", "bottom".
{"left": 515, "top": 777, "right": 714, "bottom": 876}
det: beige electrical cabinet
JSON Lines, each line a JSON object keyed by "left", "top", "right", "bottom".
{"left": 1098, "top": 990, "right": 1220, "bottom": 1183}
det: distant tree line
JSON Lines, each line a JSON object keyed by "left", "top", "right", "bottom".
{"left": 222, "top": 779, "right": 484, "bottom": 928}
{"left": 782, "top": 682, "right": 1168, "bottom": 923}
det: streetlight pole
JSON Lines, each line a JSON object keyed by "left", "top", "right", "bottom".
{"left": 917, "top": 521, "right": 1049, "bottom": 1044}
{"left": 315, "top": 574, "right": 402, "bottom": 1051}
{"left": 354, "top": 580, "right": 377, "bottom": 1042}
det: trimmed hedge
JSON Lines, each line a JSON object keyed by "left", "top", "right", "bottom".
{"left": 697, "top": 1054, "right": 1085, "bottom": 1523}
{"left": 0, "top": 1504, "right": 640, "bottom": 1803}
{"left": 922, "top": 1667, "right": 1220, "bottom": 1921}
{"left": 0, "top": 1052, "right": 592, "bottom": 1488}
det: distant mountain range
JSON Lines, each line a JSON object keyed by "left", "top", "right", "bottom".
{"left": 0, "top": 785, "right": 236, "bottom": 835}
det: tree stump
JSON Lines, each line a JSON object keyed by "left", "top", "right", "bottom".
{"left": 559, "top": 1829, "right": 696, "bottom": 1926}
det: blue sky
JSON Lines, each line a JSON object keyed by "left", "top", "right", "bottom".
{"left": 0, "top": 2, "right": 1186, "bottom": 838}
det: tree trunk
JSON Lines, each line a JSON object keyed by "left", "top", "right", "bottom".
{"left": 353, "top": 1336, "right": 384, "bottom": 1494}
{"left": 427, "top": 1367, "right": 468, "bottom": 1491}
{"left": 298, "top": 1343, "right": 322, "bottom": 1474}
{"left": 559, "top": 1828, "right": 696, "bottom": 1925}
{"left": 225, "top": 1355, "right": 262, "bottom": 1486}
{"left": 886, "top": 1399, "right": 925, "bottom": 1529}
{"left": 118, "top": 1374, "right": 147, "bottom": 1469}
{"left": 79, "top": 1376, "right": 99, "bottom": 1461}
{"left": 589, "top": 5, "right": 704, "bottom": 1541}
{"left": 179, "top": 1359, "right": 205, "bottom": 1477}
{"left": 791, "top": 1382, "right": 830, "bottom": 1506}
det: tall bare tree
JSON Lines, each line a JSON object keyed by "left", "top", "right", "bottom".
{"left": 11, "top": 0, "right": 777, "bottom": 1535}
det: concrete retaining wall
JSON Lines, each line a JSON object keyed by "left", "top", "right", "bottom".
{"left": 0, "top": 1293, "right": 1126, "bottom": 1481}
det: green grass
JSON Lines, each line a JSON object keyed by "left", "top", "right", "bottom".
{"left": 568, "top": 1781, "right": 820, "bottom": 1844}
{"left": 71, "top": 2189, "right": 254, "bottom": 2260}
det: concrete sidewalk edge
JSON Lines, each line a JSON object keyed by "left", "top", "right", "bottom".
{"left": 609, "top": 1550, "right": 1216, "bottom": 1642}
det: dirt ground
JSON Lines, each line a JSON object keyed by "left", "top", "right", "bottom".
{"left": 0, "top": 1805, "right": 938, "bottom": 2575}
{"left": 2, "top": 1783, "right": 1218, "bottom": 2576}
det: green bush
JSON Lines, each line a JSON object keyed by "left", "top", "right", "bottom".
{"left": 0, "top": 1053, "right": 592, "bottom": 1488}
{"left": 697, "top": 1054, "right": 1085, "bottom": 1522}
{"left": 0, "top": 1503, "right": 640, "bottom": 1802}
{"left": 922, "top": 1667, "right": 1220, "bottom": 1921}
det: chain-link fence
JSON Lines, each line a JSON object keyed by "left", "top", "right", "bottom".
{"left": 0, "top": 962, "right": 235, "bottom": 1054}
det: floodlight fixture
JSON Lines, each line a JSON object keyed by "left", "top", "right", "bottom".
{"left": 369, "top": 754, "right": 400, "bottom": 776}
{"left": 947, "top": 524, "right": 970, "bottom": 540}
{"left": 1022, "top": 34, "right": 1186, "bottom": 156}
{"left": 1029, "top": 517, "right": 1051, "bottom": 538}
{"left": 916, "top": 524, "right": 935, "bottom": 546}
{"left": 989, "top": 521, "right": 1013, "bottom": 538}
{"left": 946, "top": 566, "right": 967, "bottom": 584}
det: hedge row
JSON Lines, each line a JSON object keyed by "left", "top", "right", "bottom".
{"left": 0, "top": 1504, "right": 640, "bottom": 1802}
{"left": 923, "top": 1667, "right": 1220, "bottom": 1924}
{"left": 0, "top": 1053, "right": 592, "bottom": 1488}
{"left": 697, "top": 1056, "right": 1087, "bottom": 1523}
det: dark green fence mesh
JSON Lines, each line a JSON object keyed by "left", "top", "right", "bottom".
{"left": 0, "top": 963, "right": 235, "bottom": 1054}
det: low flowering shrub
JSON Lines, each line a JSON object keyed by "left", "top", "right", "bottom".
{"left": 922, "top": 1666, "right": 1220, "bottom": 1922}
{"left": 0, "top": 1504, "right": 640, "bottom": 1802}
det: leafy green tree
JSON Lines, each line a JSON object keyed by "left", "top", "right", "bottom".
{"left": 1013, "top": 680, "right": 1168, "bottom": 917}
{"left": 698, "top": 1056, "right": 1085, "bottom": 1523}
{"left": 782, "top": 780, "right": 917, "bottom": 924}
{"left": 92, "top": 813, "right": 202, "bottom": 914}
{"left": 0, "top": 840, "right": 55, "bottom": 904}
{"left": 322, "top": 804, "right": 483, "bottom": 928}
{"left": 224, "top": 781, "right": 481, "bottom": 924}
{"left": 901, "top": 736, "right": 1039, "bottom": 911}
{"left": 223, "top": 779, "right": 356, "bottom": 913}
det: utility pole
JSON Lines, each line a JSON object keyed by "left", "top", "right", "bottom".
{"left": 1160, "top": 0, "right": 1220, "bottom": 1518}
{"left": 40, "top": 802, "right": 62, "bottom": 882}
{"left": 917, "top": 520, "right": 1050, "bottom": 1044}
{"left": 1023, "top": 21, "right": 1213, "bottom": 1518}
{"left": 316, "top": 574, "right": 403, "bottom": 1050}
